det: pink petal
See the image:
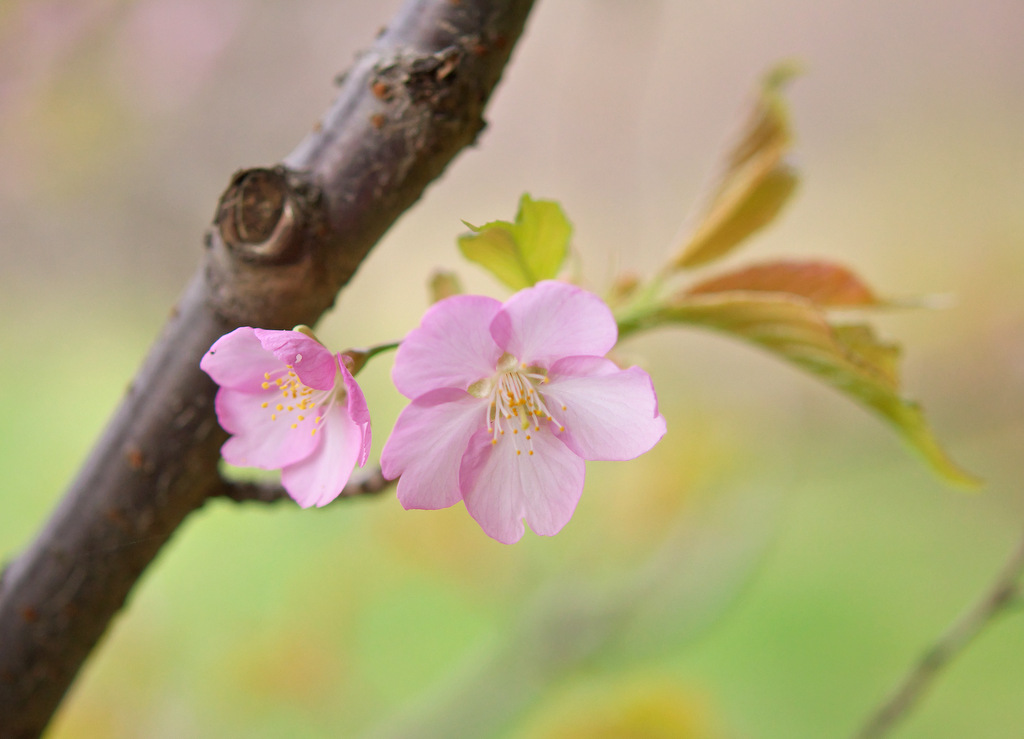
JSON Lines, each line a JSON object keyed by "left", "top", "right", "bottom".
{"left": 216, "top": 387, "right": 319, "bottom": 469}
{"left": 281, "top": 404, "right": 363, "bottom": 508}
{"left": 380, "top": 388, "right": 484, "bottom": 510}
{"left": 254, "top": 328, "right": 337, "bottom": 390}
{"left": 541, "top": 356, "right": 666, "bottom": 461}
{"left": 392, "top": 295, "right": 503, "bottom": 399}
{"left": 201, "top": 327, "right": 281, "bottom": 391}
{"left": 489, "top": 281, "right": 617, "bottom": 365}
{"left": 340, "top": 361, "right": 372, "bottom": 466}
{"left": 459, "top": 428, "right": 585, "bottom": 544}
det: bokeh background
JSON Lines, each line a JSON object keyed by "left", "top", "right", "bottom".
{"left": 2, "top": 0, "right": 1023, "bottom": 736}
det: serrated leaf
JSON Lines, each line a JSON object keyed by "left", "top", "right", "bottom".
{"left": 686, "top": 259, "right": 881, "bottom": 307}
{"left": 458, "top": 194, "right": 572, "bottom": 290}
{"left": 673, "top": 63, "right": 801, "bottom": 270}
{"left": 656, "top": 291, "right": 979, "bottom": 487}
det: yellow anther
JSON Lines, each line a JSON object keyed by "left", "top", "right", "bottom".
{"left": 516, "top": 450, "right": 521, "bottom": 456}
{"left": 276, "top": 404, "right": 284, "bottom": 411}
{"left": 491, "top": 439, "right": 497, "bottom": 445}
{"left": 261, "top": 382, "right": 270, "bottom": 389}
{"left": 528, "top": 450, "right": 534, "bottom": 456}
{"left": 271, "top": 414, "right": 277, "bottom": 421}
{"left": 261, "top": 401, "right": 268, "bottom": 408}
{"left": 291, "top": 423, "right": 298, "bottom": 429}
{"left": 297, "top": 415, "right": 305, "bottom": 421}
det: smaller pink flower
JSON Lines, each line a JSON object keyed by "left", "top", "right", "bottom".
{"left": 381, "top": 280, "right": 666, "bottom": 544}
{"left": 200, "top": 327, "right": 371, "bottom": 508}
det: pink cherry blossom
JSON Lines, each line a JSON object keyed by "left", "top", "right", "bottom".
{"left": 200, "top": 327, "right": 371, "bottom": 507}
{"left": 380, "top": 280, "right": 666, "bottom": 544}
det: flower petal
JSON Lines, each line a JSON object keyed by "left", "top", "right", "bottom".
{"left": 489, "top": 281, "right": 617, "bottom": 365}
{"left": 542, "top": 356, "right": 666, "bottom": 461}
{"left": 340, "top": 361, "right": 372, "bottom": 466}
{"left": 200, "top": 327, "right": 281, "bottom": 391}
{"left": 281, "top": 404, "right": 363, "bottom": 508}
{"left": 380, "top": 388, "right": 484, "bottom": 510}
{"left": 392, "top": 295, "right": 503, "bottom": 399}
{"left": 254, "top": 328, "right": 337, "bottom": 390}
{"left": 216, "top": 387, "right": 318, "bottom": 469}
{"left": 460, "top": 428, "right": 585, "bottom": 544}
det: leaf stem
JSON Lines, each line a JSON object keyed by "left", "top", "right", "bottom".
{"left": 614, "top": 275, "right": 666, "bottom": 340}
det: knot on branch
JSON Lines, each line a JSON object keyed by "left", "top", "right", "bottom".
{"left": 215, "top": 167, "right": 316, "bottom": 264}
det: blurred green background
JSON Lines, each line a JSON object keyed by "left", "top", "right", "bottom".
{"left": 2, "top": 0, "right": 1023, "bottom": 736}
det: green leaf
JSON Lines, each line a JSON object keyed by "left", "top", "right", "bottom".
{"left": 654, "top": 291, "right": 980, "bottom": 488}
{"left": 673, "top": 62, "right": 801, "bottom": 270}
{"left": 428, "top": 269, "right": 462, "bottom": 303}
{"left": 458, "top": 194, "right": 572, "bottom": 290}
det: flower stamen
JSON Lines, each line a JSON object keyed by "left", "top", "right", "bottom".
{"left": 479, "top": 353, "right": 567, "bottom": 454}
{"left": 262, "top": 366, "right": 347, "bottom": 437}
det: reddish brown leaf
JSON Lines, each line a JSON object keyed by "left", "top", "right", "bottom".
{"left": 686, "top": 260, "right": 880, "bottom": 307}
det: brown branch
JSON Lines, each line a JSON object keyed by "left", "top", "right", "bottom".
{"left": 219, "top": 468, "right": 393, "bottom": 504}
{"left": 0, "top": 1, "right": 535, "bottom": 736}
{"left": 853, "top": 526, "right": 1024, "bottom": 739}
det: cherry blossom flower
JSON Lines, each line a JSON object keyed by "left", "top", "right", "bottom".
{"left": 381, "top": 280, "right": 666, "bottom": 544}
{"left": 200, "top": 327, "right": 371, "bottom": 507}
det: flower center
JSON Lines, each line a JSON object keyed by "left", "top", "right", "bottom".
{"left": 473, "top": 352, "right": 566, "bottom": 457}
{"left": 260, "top": 364, "right": 344, "bottom": 436}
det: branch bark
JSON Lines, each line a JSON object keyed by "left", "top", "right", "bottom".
{"left": 0, "top": 1, "right": 535, "bottom": 735}
{"left": 220, "top": 468, "right": 393, "bottom": 504}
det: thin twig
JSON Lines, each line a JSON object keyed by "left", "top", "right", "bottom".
{"left": 854, "top": 526, "right": 1024, "bottom": 738}
{"left": 220, "top": 468, "right": 393, "bottom": 504}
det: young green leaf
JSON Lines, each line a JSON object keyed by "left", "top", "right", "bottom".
{"left": 429, "top": 269, "right": 463, "bottom": 303}
{"left": 458, "top": 194, "right": 572, "bottom": 290}
{"left": 652, "top": 291, "right": 980, "bottom": 488}
{"left": 686, "top": 259, "right": 881, "bottom": 307}
{"left": 672, "top": 63, "right": 801, "bottom": 270}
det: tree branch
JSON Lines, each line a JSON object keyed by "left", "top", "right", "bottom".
{"left": 0, "top": 2, "right": 535, "bottom": 735}
{"left": 853, "top": 526, "right": 1024, "bottom": 738}
{"left": 219, "top": 468, "right": 393, "bottom": 504}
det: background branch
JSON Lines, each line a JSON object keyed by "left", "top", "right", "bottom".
{"left": 0, "top": 1, "right": 535, "bottom": 735}
{"left": 854, "top": 525, "right": 1024, "bottom": 738}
